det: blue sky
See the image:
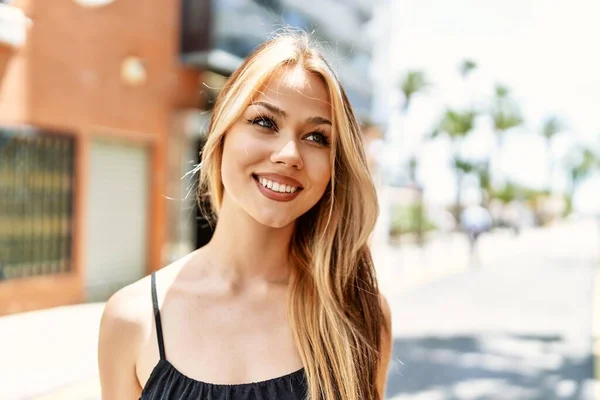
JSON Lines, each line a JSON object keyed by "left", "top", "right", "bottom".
{"left": 382, "top": 0, "right": 600, "bottom": 213}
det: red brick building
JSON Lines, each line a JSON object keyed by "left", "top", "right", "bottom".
{"left": 0, "top": 0, "right": 206, "bottom": 315}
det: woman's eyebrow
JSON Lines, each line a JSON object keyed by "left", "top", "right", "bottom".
{"left": 251, "top": 101, "right": 286, "bottom": 118}
{"left": 306, "top": 116, "right": 332, "bottom": 126}
{"left": 251, "top": 101, "right": 332, "bottom": 126}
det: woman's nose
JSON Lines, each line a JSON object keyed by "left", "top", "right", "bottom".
{"left": 270, "top": 139, "right": 304, "bottom": 169}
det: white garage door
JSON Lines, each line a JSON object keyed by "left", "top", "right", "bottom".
{"left": 85, "top": 138, "right": 149, "bottom": 301}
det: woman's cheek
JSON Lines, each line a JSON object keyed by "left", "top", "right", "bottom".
{"left": 231, "top": 132, "right": 270, "bottom": 164}
{"left": 309, "top": 155, "right": 332, "bottom": 186}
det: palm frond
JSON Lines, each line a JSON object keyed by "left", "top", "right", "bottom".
{"left": 542, "top": 116, "right": 564, "bottom": 140}
{"left": 399, "top": 70, "right": 429, "bottom": 111}
{"left": 459, "top": 59, "right": 477, "bottom": 78}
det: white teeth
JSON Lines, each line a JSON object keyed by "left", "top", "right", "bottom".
{"left": 257, "top": 177, "right": 299, "bottom": 193}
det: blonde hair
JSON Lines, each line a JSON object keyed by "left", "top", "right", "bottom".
{"left": 198, "top": 33, "right": 384, "bottom": 399}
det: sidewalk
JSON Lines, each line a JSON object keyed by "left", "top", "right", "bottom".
{"left": 0, "top": 303, "right": 104, "bottom": 400}
{"left": 0, "top": 234, "right": 472, "bottom": 400}
{"left": 373, "top": 232, "right": 471, "bottom": 299}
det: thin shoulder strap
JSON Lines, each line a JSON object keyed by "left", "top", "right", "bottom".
{"left": 151, "top": 272, "right": 166, "bottom": 360}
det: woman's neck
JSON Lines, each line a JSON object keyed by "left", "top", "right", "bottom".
{"left": 201, "top": 198, "right": 296, "bottom": 285}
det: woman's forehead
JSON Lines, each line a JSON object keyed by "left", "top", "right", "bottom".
{"left": 253, "top": 67, "right": 332, "bottom": 115}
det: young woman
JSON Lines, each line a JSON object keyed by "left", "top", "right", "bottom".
{"left": 98, "top": 32, "right": 392, "bottom": 400}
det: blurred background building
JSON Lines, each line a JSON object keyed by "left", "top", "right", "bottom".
{"left": 0, "top": 0, "right": 384, "bottom": 315}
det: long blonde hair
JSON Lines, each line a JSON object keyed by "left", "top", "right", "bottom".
{"left": 198, "top": 33, "right": 384, "bottom": 399}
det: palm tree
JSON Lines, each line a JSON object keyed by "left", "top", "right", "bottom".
{"left": 398, "top": 70, "right": 429, "bottom": 242}
{"left": 454, "top": 158, "right": 477, "bottom": 215}
{"left": 489, "top": 84, "right": 523, "bottom": 188}
{"left": 398, "top": 70, "right": 430, "bottom": 179}
{"left": 433, "top": 109, "right": 477, "bottom": 143}
{"left": 491, "top": 84, "right": 523, "bottom": 147}
{"left": 562, "top": 145, "right": 600, "bottom": 229}
{"left": 541, "top": 116, "right": 565, "bottom": 193}
{"left": 459, "top": 59, "right": 477, "bottom": 79}
{"left": 475, "top": 162, "right": 492, "bottom": 206}
{"left": 399, "top": 70, "right": 429, "bottom": 113}
{"left": 567, "top": 146, "right": 598, "bottom": 200}
{"left": 432, "top": 109, "right": 477, "bottom": 218}
{"left": 408, "top": 156, "right": 418, "bottom": 183}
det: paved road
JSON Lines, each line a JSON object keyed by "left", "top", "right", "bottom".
{"left": 384, "top": 220, "right": 600, "bottom": 400}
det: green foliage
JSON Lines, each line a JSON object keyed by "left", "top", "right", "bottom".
{"left": 453, "top": 158, "right": 476, "bottom": 174}
{"left": 563, "top": 146, "right": 600, "bottom": 215}
{"left": 564, "top": 194, "right": 574, "bottom": 216}
{"left": 431, "top": 109, "right": 477, "bottom": 140}
{"left": 476, "top": 162, "right": 491, "bottom": 191}
{"left": 389, "top": 204, "right": 437, "bottom": 236}
{"left": 567, "top": 147, "right": 599, "bottom": 188}
{"left": 490, "top": 84, "right": 523, "bottom": 135}
{"left": 493, "top": 182, "right": 518, "bottom": 204}
{"left": 542, "top": 115, "right": 564, "bottom": 140}
{"left": 399, "top": 70, "right": 429, "bottom": 112}
{"left": 494, "top": 84, "right": 510, "bottom": 98}
{"left": 493, "top": 182, "right": 550, "bottom": 205}
{"left": 459, "top": 59, "right": 477, "bottom": 78}
{"left": 408, "top": 156, "right": 418, "bottom": 182}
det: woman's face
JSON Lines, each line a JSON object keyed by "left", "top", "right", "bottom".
{"left": 220, "top": 67, "right": 333, "bottom": 228}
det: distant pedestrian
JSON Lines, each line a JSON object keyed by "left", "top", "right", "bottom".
{"left": 460, "top": 204, "right": 493, "bottom": 263}
{"left": 97, "top": 32, "right": 392, "bottom": 400}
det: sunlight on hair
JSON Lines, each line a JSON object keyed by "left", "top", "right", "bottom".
{"left": 196, "top": 32, "right": 385, "bottom": 400}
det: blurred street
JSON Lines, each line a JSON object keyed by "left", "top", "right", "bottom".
{"left": 0, "top": 219, "right": 598, "bottom": 399}
{"left": 384, "top": 218, "right": 600, "bottom": 400}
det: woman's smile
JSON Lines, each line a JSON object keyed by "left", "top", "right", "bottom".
{"left": 252, "top": 173, "right": 303, "bottom": 202}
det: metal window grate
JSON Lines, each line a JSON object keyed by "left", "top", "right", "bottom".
{"left": 0, "top": 128, "right": 75, "bottom": 280}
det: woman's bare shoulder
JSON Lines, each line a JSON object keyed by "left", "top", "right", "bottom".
{"left": 99, "top": 275, "right": 154, "bottom": 355}
{"left": 99, "top": 250, "right": 202, "bottom": 357}
{"left": 100, "top": 256, "right": 190, "bottom": 334}
{"left": 98, "top": 274, "right": 156, "bottom": 398}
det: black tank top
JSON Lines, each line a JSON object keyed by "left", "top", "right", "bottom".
{"left": 140, "top": 273, "right": 308, "bottom": 399}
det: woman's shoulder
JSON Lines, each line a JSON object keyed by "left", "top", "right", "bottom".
{"left": 99, "top": 275, "right": 154, "bottom": 354}
{"left": 97, "top": 274, "right": 155, "bottom": 393}
{"left": 99, "top": 255, "right": 192, "bottom": 347}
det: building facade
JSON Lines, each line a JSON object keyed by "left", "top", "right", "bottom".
{"left": 0, "top": 0, "right": 376, "bottom": 315}
{"left": 0, "top": 0, "right": 203, "bottom": 314}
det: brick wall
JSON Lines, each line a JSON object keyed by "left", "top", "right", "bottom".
{"left": 0, "top": 0, "right": 204, "bottom": 315}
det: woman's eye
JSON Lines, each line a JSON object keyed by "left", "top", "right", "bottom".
{"left": 251, "top": 116, "right": 277, "bottom": 130}
{"left": 306, "top": 132, "right": 330, "bottom": 146}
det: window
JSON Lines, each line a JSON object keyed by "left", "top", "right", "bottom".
{"left": 0, "top": 128, "right": 76, "bottom": 280}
